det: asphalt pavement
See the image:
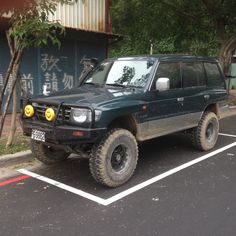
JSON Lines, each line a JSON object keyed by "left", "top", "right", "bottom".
{"left": 0, "top": 115, "right": 236, "bottom": 236}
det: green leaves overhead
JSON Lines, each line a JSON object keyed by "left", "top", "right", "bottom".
{"left": 10, "top": 17, "right": 64, "bottom": 50}
{"left": 1, "top": 0, "right": 71, "bottom": 51}
{"left": 110, "top": 0, "right": 236, "bottom": 59}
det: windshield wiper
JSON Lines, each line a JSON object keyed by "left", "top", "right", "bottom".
{"left": 106, "top": 83, "right": 126, "bottom": 88}
{"left": 126, "top": 84, "right": 142, "bottom": 89}
{"left": 83, "top": 82, "right": 101, "bottom": 86}
{"left": 106, "top": 83, "right": 142, "bottom": 89}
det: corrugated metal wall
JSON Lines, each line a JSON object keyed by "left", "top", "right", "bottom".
{"left": 48, "top": 0, "right": 107, "bottom": 32}
{"left": 0, "top": 31, "right": 107, "bottom": 112}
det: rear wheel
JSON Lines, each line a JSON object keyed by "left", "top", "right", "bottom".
{"left": 89, "top": 129, "right": 138, "bottom": 187}
{"left": 191, "top": 112, "right": 219, "bottom": 151}
{"left": 31, "top": 140, "right": 70, "bottom": 165}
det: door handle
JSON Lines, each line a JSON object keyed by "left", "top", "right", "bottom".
{"left": 177, "top": 97, "right": 184, "bottom": 102}
{"left": 204, "top": 95, "right": 210, "bottom": 100}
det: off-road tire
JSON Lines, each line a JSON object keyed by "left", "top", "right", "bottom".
{"left": 31, "top": 140, "right": 70, "bottom": 165}
{"left": 89, "top": 129, "right": 138, "bottom": 188}
{"left": 191, "top": 112, "right": 219, "bottom": 151}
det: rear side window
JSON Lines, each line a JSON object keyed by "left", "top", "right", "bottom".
{"left": 155, "top": 62, "right": 181, "bottom": 89}
{"left": 204, "top": 63, "right": 224, "bottom": 88}
{"left": 182, "top": 62, "right": 206, "bottom": 88}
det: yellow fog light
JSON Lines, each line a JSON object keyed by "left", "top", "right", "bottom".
{"left": 24, "top": 105, "right": 34, "bottom": 117}
{"left": 45, "top": 108, "right": 55, "bottom": 121}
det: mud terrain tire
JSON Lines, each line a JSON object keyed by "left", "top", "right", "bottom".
{"left": 31, "top": 140, "right": 70, "bottom": 165}
{"left": 89, "top": 129, "right": 138, "bottom": 188}
{"left": 191, "top": 112, "right": 219, "bottom": 151}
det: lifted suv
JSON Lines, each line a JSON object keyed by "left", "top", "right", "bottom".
{"left": 22, "top": 55, "right": 228, "bottom": 187}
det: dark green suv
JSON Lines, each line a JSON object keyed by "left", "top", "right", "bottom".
{"left": 22, "top": 55, "right": 228, "bottom": 187}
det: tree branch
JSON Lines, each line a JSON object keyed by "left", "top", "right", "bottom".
{"left": 158, "top": 0, "right": 200, "bottom": 21}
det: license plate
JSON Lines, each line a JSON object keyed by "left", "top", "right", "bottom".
{"left": 31, "top": 129, "right": 45, "bottom": 142}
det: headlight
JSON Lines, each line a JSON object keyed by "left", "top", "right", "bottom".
{"left": 45, "top": 108, "right": 55, "bottom": 122}
{"left": 70, "top": 108, "right": 102, "bottom": 123}
{"left": 71, "top": 108, "right": 92, "bottom": 123}
{"left": 24, "top": 105, "right": 34, "bottom": 117}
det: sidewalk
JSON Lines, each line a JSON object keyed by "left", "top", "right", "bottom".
{"left": 229, "top": 89, "right": 236, "bottom": 99}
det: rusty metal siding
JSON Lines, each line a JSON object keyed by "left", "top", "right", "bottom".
{"left": 48, "top": 0, "right": 107, "bottom": 32}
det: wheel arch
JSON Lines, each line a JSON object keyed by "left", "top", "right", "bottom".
{"left": 107, "top": 115, "right": 138, "bottom": 136}
{"left": 203, "top": 103, "right": 220, "bottom": 118}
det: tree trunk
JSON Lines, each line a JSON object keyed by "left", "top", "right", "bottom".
{"left": 219, "top": 36, "right": 236, "bottom": 75}
{"left": 6, "top": 86, "right": 17, "bottom": 147}
{"left": 218, "top": 36, "right": 236, "bottom": 93}
{"left": 19, "top": 72, "right": 28, "bottom": 98}
{"left": 0, "top": 51, "right": 17, "bottom": 113}
{"left": 0, "top": 49, "right": 23, "bottom": 138}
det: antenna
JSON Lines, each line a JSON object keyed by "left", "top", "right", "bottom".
{"left": 150, "top": 40, "right": 153, "bottom": 55}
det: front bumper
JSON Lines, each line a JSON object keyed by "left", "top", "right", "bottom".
{"left": 23, "top": 120, "right": 107, "bottom": 145}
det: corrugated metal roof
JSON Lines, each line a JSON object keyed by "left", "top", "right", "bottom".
{"left": 48, "top": 0, "right": 109, "bottom": 33}
{"left": 0, "top": 0, "right": 35, "bottom": 12}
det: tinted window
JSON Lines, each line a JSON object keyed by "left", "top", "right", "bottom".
{"left": 155, "top": 62, "right": 181, "bottom": 89}
{"left": 182, "top": 62, "right": 206, "bottom": 87}
{"left": 204, "top": 63, "right": 224, "bottom": 88}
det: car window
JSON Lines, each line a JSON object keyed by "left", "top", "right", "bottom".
{"left": 204, "top": 63, "right": 225, "bottom": 88}
{"left": 154, "top": 62, "right": 181, "bottom": 90}
{"left": 84, "top": 60, "right": 154, "bottom": 88}
{"left": 85, "top": 62, "right": 112, "bottom": 85}
{"left": 182, "top": 62, "right": 206, "bottom": 88}
{"left": 106, "top": 60, "right": 154, "bottom": 88}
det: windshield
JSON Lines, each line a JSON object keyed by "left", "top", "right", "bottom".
{"left": 83, "top": 60, "right": 154, "bottom": 88}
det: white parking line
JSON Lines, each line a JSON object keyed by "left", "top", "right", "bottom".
{"left": 17, "top": 168, "right": 107, "bottom": 205}
{"left": 18, "top": 141, "right": 236, "bottom": 206}
{"left": 219, "top": 133, "right": 236, "bottom": 138}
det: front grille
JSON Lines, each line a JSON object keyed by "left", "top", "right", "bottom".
{"left": 58, "top": 107, "right": 71, "bottom": 123}
{"left": 32, "top": 103, "right": 71, "bottom": 124}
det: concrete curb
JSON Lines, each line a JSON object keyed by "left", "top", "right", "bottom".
{"left": 228, "top": 106, "right": 236, "bottom": 115}
{"left": 0, "top": 150, "right": 33, "bottom": 168}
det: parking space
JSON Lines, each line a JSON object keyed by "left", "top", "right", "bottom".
{"left": 16, "top": 136, "right": 236, "bottom": 206}
{"left": 0, "top": 116, "right": 236, "bottom": 235}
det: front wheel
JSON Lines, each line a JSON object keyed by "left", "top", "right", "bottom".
{"left": 191, "top": 112, "right": 219, "bottom": 151}
{"left": 31, "top": 140, "right": 70, "bottom": 165}
{"left": 89, "top": 129, "right": 138, "bottom": 187}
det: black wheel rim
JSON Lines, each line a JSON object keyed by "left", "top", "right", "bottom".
{"left": 111, "top": 145, "right": 128, "bottom": 172}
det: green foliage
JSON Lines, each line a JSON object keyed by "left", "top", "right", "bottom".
{"left": 110, "top": 0, "right": 236, "bottom": 58}
{"left": 0, "top": 135, "right": 29, "bottom": 155}
{"left": 10, "top": 18, "right": 64, "bottom": 50}
{"left": 3, "top": 0, "right": 70, "bottom": 51}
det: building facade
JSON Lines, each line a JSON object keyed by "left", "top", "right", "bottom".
{"left": 0, "top": 0, "right": 120, "bottom": 104}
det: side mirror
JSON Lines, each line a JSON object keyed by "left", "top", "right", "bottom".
{"left": 156, "top": 77, "right": 170, "bottom": 91}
